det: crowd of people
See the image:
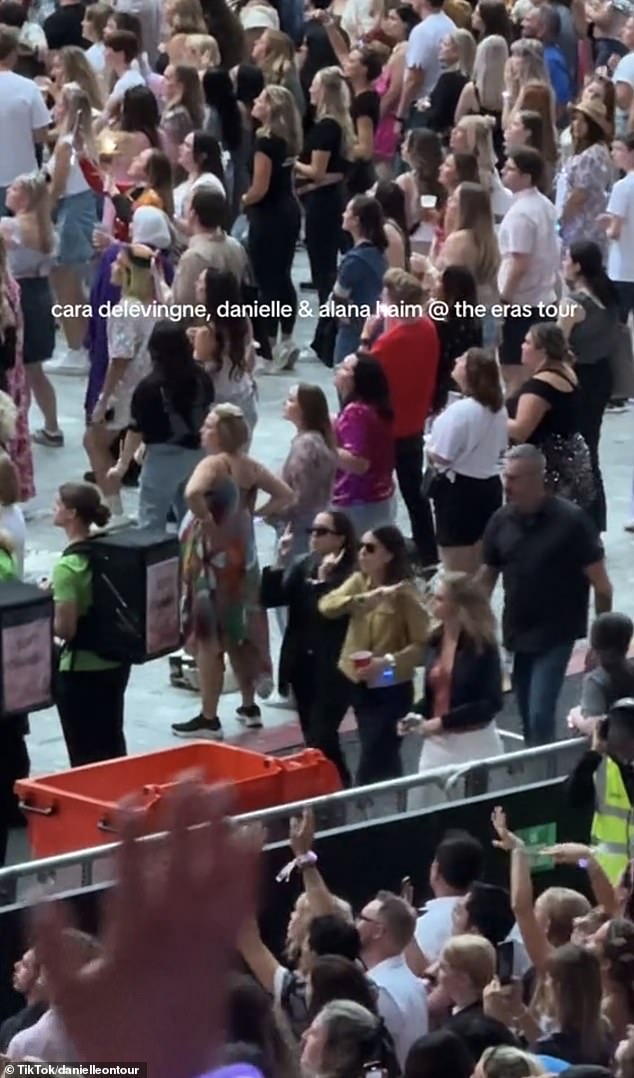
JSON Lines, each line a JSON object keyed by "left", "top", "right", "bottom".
{"left": 2, "top": 778, "right": 634, "bottom": 1078}
{"left": 0, "top": 0, "right": 632, "bottom": 1067}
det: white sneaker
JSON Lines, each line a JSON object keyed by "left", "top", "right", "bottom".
{"left": 45, "top": 346, "right": 90, "bottom": 376}
{"left": 271, "top": 339, "right": 299, "bottom": 373}
{"left": 266, "top": 690, "right": 296, "bottom": 710}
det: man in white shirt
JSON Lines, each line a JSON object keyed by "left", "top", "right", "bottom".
{"left": 103, "top": 28, "right": 146, "bottom": 117}
{"left": 357, "top": 890, "right": 428, "bottom": 1068}
{"left": 0, "top": 27, "right": 50, "bottom": 214}
{"left": 611, "top": 15, "right": 634, "bottom": 134}
{"left": 497, "top": 145, "right": 560, "bottom": 395}
{"left": 409, "top": 833, "right": 484, "bottom": 971}
{"left": 602, "top": 128, "right": 634, "bottom": 323}
{"left": 116, "top": 0, "right": 162, "bottom": 66}
{"left": 395, "top": 0, "right": 455, "bottom": 137}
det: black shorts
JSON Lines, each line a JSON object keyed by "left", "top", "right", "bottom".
{"left": 499, "top": 307, "right": 543, "bottom": 367}
{"left": 433, "top": 473, "right": 503, "bottom": 546}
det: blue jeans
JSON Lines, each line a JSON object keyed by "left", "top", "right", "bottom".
{"left": 139, "top": 444, "right": 205, "bottom": 531}
{"left": 512, "top": 641, "right": 574, "bottom": 746}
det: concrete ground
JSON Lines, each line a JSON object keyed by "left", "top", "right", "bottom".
{"left": 16, "top": 249, "right": 634, "bottom": 796}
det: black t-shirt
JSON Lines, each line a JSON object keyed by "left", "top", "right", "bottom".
{"left": 298, "top": 116, "right": 348, "bottom": 175}
{"left": 506, "top": 374, "right": 581, "bottom": 442}
{"left": 43, "top": 3, "right": 87, "bottom": 49}
{"left": 424, "top": 71, "right": 468, "bottom": 136}
{"left": 347, "top": 88, "right": 380, "bottom": 194}
{"left": 482, "top": 496, "right": 604, "bottom": 652}
{"left": 130, "top": 368, "right": 215, "bottom": 448}
{"left": 251, "top": 133, "right": 296, "bottom": 209}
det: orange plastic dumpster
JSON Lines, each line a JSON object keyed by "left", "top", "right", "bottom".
{"left": 15, "top": 742, "right": 342, "bottom": 858}
{"left": 278, "top": 749, "right": 342, "bottom": 805}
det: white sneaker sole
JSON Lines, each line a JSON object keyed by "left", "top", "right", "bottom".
{"left": 172, "top": 727, "right": 224, "bottom": 741}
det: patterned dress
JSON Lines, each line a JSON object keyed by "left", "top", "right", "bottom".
{"left": 558, "top": 142, "right": 612, "bottom": 259}
{"left": 180, "top": 464, "right": 272, "bottom": 691}
{"left": 5, "top": 276, "right": 34, "bottom": 502}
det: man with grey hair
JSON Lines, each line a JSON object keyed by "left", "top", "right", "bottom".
{"left": 480, "top": 445, "right": 613, "bottom": 745}
{"left": 522, "top": 6, "right": 573, "bottom": 116}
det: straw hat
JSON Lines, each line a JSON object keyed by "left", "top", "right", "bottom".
{"left": 571, "top": 96, "right": 611, "bottom": 137}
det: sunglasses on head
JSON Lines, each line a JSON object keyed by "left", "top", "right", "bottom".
{"left": 360, "top": 541, "right": 377, "bottom": 553}
{"left": 307, "top": 526, "right": 338, "bottom": 537}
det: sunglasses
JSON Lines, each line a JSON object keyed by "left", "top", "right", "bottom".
{"left": 360, "top": 541, "right": 377, "bottom": 553}
{"left": 307, "top": 526, "right": 338, "bottom": 537}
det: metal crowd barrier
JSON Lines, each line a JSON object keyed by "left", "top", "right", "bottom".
{"left": 0, "top": 735, "right": 586, "bottom": 906}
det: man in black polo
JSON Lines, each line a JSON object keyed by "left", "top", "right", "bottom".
{"left": 481, "top": 444, "right": 613, "bottom": 745}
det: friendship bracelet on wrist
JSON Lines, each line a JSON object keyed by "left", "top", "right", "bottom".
{"left": 276, "top": 850, "right": 318, "bottom": 883}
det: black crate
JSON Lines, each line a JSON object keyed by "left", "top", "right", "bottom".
{"left": 0, "top": 581, "right": 53, "bottom": 715}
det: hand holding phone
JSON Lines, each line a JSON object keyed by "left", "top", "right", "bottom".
{"left": 496, "top": 940, "right": 514, "bottom": 985}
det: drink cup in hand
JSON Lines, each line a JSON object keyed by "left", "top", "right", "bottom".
{"left": 351, "top": 650, "right": 373, "bottom": 671}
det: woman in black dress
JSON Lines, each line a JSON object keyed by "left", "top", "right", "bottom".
{"left": 295, "top": 67, "right": 353, "bottom": 360}
{"left": 430, "top": 266, "right": 483, "bottom": 413}
{"left": 243, "top": 85, "right": 303, "bottom": 371}
{"left": 506, "top": 322, "right": 596, "bottom": 518}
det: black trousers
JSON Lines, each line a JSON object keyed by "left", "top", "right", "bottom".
{"left": 304, "top": 186, "right": 344, "bottom": 306}
{"left": 55, "top": 665, "right": 130, "bottom": 768}
{"left": 352, "top": 680, "right": 413, "bottom": 788}
{"left": 576, "top": 360, "right": 612, "bottom": 533}
{"left": 248, "top": 199, "right": 301, "bottom": 339}
{"left": 289, "top": 652, "right": 352, "bottom": 787}
{"left": 395, "top": 433, "right": 438, "bottom": 567}
{"left": 0, "top": 717, "right": 29, "bottom": 867}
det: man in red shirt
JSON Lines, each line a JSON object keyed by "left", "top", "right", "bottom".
{"left": 360, "top": 268, "right": 440, "bottom": 567}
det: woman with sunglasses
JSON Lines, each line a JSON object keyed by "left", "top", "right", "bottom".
{"left": 319, "top": 525, "right": 429, "bottom": 787}
{"left": 261, "top": 510, "right": 357, "bottom": 785}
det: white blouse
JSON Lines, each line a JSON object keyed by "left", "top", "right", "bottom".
{"left": 429, "top": 396, "right": 508, "bottom": 479}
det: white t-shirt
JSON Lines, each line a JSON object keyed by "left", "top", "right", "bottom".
{"left": 415, "top": 895, "right": 460, "bottom": 962}
{"left": 46, "top": 133, "right": 90, "bottom": 197}
{"left": 606, "top": 171, "right": 634, "bottom": 282}
{"left": 85, "top": 41, "right": 106, "bottom": 74}
{"left": 613, "top": 50, "right": 634, "bottom": 89}
{"left": 406, "top": 10, "right": 456, "bottom": 98}
{"left": 108, "top": 66, "right": 146, "bottom": 108}
{"left": 0, "top": 71, "right": 51, "bottom": 187}
{"left": 497, "top": 187, "right": 560, "bottom": 307}
{"left": 369, "top": 955, "right": 428, "bottom": 1069}
{"left": 173, "top": 173, "right": 226, "bottom": 219}
{"left": 429, "top": 397, "right": 508, "bottom": 480}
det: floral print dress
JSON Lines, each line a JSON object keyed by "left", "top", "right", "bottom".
{"left": 558, "top": 142, "right": 612, "bottom": 259}
{"left": 5, "top": 275, "right": 34, "bottom": 502}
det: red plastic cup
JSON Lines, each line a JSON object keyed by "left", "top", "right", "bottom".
{"left": 351, "top": 650, "right": 373, "bottom": 670}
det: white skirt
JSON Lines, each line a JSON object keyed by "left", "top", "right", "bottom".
{"left": 408, "top": 724, "right": 504, "bottom": 810}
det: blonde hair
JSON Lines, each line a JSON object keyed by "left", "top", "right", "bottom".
{"left": 479, "top": 1046, "right": 546, "bottom": 1078}
{"left": 0, "top": 453, "right": 18, "bottom": 507}
{"left": 451, "top": 28, "right": 476, "bottom": 78}
{"left": 212, "top": 403, "right": 250, "bottom": 452}
{"left": 0, "top": 393, "right": 16, "bottom": 447}
{"left": 455, "top": 181, "right": 500, "bottom": 284}
{"left": 314, "top": 67, "right": 354, "bottom": 159}
{"left": 58, "top": 83, "right": 98, "bottom": 161}
{"left": 184, "top": 32, "right": 220, "bottom": 67}
{"left": 169, "top": 0, "right": 206, "bottom": 34}
{"left": 12, "top": 173, "right": 55, "bottom": 256}
{"left": 260, "top": 28, "right": 297, "bottom": 84}
{"left": 442, "top": 935, "right": 496, "bottom": 991}
{"left": 473, "top": 33, "right": 507, "bottom": 111}
{"left": 535, "top": 887, "right": 591, "bottom": 946}
{"left": 434, "top": 571, "right": 497, "bottom": 650}
{"left": 456, "top": 114, "right": 497, "bottom": 186}
{"left": 383, "top": 267, "right": 424, "bottom": 307}
{"left": 258, "top": 84, "right": 302, "bottom": 158}
{"left": 83, "top": 2, "right": 113, "bottom": 42}
{"left": 59, "top": 45, "right": 104, "bottom": 110}
{"left": 510, "top": 37, "right": 548, "bottom": 84}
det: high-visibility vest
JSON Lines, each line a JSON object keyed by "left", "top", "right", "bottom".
{"left": 591, "top": 756, "right": 634, "bottom": 884}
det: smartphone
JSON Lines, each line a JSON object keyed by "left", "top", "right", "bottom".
{"left": 496, "top": 940, "right": 514, "bottom": 985}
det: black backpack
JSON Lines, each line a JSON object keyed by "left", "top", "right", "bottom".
{"left": 63, "top": 527, "right": 181, "bottom": 665}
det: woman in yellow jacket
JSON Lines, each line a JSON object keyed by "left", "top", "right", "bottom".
{"left": 319, "top": 524, "right": 429, "bottom": 788}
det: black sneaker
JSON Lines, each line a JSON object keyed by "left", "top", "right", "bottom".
{"left": 236, "top": 704, "right": 263, "bottom": 729}
{"left": 172, "top": 714, "right": 224, "bottom": 740}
